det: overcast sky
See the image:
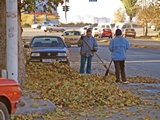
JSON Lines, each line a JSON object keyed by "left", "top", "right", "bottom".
{"left": 57, "top": 0, "right": 124, "bottom": 23}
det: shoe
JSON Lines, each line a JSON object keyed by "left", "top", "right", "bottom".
{"left": 115, "top": 80, "right": 120, "bottom": 83}
{"left": 123, "top": 81, "right": 130, "bottom": 84}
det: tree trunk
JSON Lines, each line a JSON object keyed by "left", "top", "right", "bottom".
{"left": 145, "top": 22, "right": 148, "bottom": 37}
{"left": 0, "top": 1, "right": 6, "bottom": 77}
{"left": 0, "top": 0, "right": 25, "bottom": 85}
{"left": 129, "top": 17, "right": 133, "bottom": 28}
{"left": 18, "top": 0, "right": 25, "bottom": 86}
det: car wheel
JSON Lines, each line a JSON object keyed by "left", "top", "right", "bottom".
{"left": 133, "top": 36, "right": 136, "bottom": 38}
{"left": 49, "top": 29, "right": 53, "bottom": 33}
{"left": 61, "top": 29, "right": 65, "bottom": 32}
{"left": 66, "top": 59, "right": 70, "bottom": 66}
{"left": 44, "top": 30, "right": 47, "bottom": 32}
{"left": 37, "top": 26, "right": 41, "bottom": 29}
{"left": 26, "top": 55, "right": 30, "bottom": 64}
{"left": 110, "top": 36, "right": 112, "bottom": 39}
{"left": 0, "top": 102, "right": 9, "bottom": 120}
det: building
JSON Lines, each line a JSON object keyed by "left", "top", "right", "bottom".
{"left": 93, "top": 17, "right": 111, "bottom": 24}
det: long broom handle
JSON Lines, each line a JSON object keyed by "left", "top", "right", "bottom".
{"left": 105, "top": 60, "right": 113, "bottom": 76}
{"left": 82, "top": 38, "right": 107, "bottom": 69}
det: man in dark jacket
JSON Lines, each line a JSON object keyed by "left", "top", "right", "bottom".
{"left": 78, "top": 29, "right": 98, "bottom": 74}
{"left": 109, "top": 29, "right": 130, "bottom": 83}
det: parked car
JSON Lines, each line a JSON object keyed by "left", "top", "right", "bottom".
{"left": 80, "top": 25, "right": 90, "bottom": 35}
{"left": 97, "top": 23, "right": 112, "bottom": 31}
{"left": 114, "top": 22, "right": 131, "bottom": 35}
{"left": 24, "top": 36, "right": 71, "bottom": 65}
{"left": 99, "top": 28, "right": 113, "bottom": 38}
{"left": 92, "top": 27, "right": 99, "bottom": 37}
{"left": 41, "top": 25, "right": 66, "bottom": 33}
{"left": 0, "top": 78, "right": 23, "bottom": 120}
{"left": 61, "top": 30, "right": 81, "bottom": 45}
{"left": 151, "top": 25, "right": 160, "bottom": 31}
{"left": 123, "top": 28, "right": 136, "bottom": 38}
{"left": 31, "top": 21, "right": 53, "bottom": 29}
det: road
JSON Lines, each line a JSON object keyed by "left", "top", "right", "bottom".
{"left": 22, "top": 28, "right": 160, "bottom": 79}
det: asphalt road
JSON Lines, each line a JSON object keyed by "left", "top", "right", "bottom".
{"left": 22, "top": 28, "right": 160, "bottom": 79}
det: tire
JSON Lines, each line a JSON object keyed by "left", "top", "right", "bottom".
{"left": 110, "top": 36, "right": 112, "bottom": 39}
{"left": 44, "top": 30, "right": 47, "bottom": 32}
{"left": 66, "top": 60, "right": 70, "bottom": 66}
{"left": 61, "top": 29, "right": 65, "bottom": 32}
{"left": 0, "top": 102, "right": 9, "bottom": 120}
{"left": 26, "top": 55, "right": 30, "bottom": 64}
{"left": 49, "top": 29, "right": 53, "bottom": 33}
{"left": 37, "top": 26, "right": 41, "bottom": 29}
{"left": 133, "top": 36, "right": 135, "bottom": 38}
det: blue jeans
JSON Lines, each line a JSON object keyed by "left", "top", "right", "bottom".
{"left": 80, "top": 56, "right": 92, "bottom": 74}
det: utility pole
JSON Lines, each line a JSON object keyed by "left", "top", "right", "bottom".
{"left": 45, "top": 11, "right": 48, "bottom": 22}
{"left": 65, "top": 0, "right": 67, "bottom": 23}
{"left": 6, "top": 0, "right": 18, "bottom": 82}
{"left": 34, "top": 10, "right": 36, "bottom": 24}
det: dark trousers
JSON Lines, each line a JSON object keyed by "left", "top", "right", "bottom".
{"left": 114, "top": 61, "right": 126, "bottom": 82}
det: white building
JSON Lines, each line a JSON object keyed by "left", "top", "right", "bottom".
{"left": 93, "top": 17, "right": 111, "bottom": 24}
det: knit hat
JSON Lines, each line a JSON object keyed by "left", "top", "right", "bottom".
{"left": 86, "top": 29, "right": 92, "bottom": 33}
{"left": 115, "top": 29, "right": 122, "bottom": 36}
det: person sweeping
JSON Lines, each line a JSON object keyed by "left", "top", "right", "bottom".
{"left": 78, "top": 29, "right": 98, "bottom": 74}
{"left": 109, "top": 29, "right": 130, "bottom": 84}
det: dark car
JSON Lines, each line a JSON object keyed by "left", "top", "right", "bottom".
{"left": 123, "top": 28, "right": 136, "bottom": 38}
{"left": 24, "top": 36, "right": 71, "bottom": 65}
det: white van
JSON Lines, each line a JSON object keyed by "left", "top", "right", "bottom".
{"left": 114, "top": 22, "right": 131, "bottom": 35}
{"left": 97, "top": 23, "right": 112, "bottom": 30}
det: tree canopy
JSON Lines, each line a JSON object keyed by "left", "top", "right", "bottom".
{"left": 20, "top": 0, "right": 69, "bottom": 12}
{"left": 121, "top": 0, "right": 139, "bottom": 27}
{"left": 114, "top": 7, "right": 126, "bottom": 23}
{"left": 121, "top": 0, "right": 137, "bottom": 18}
{"left": 136, "top": 0, "right": 160, "bottom": 36}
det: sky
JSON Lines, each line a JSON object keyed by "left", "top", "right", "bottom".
{"left": 57, "top": 0, "right": 125, "bottom": 23}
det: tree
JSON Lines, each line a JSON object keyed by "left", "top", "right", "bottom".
{"left": 136, "top": 0, "right": 160, "bottom": 36}
{"left": 0, "top": 1, "right": 6, "bottom": 78}
{"left": 0, "top": 0, "right": 67, "bottom": 85}
{"left": 151, "top": 0, "right": 160, "bottom": 30}
{"left": 121, "top": 0, "right": 138, "bottom": 28}
{"left": 114, "top": 7, "right": 126, "bottom": 23}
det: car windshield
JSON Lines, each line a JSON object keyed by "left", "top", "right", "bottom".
{"left": 126, "top": 29, "right": 135, "bottom": 31}
{"left": 31, "top": 37, "right": 65, "bottom": 47}
{"left": 106, "top": 25, "right": 110, "bottom": 28}
{"left": 103, "top": 28, "right": 111, "bottom": 31}
{"left": 64, "top": 31, "right": 81, "bottom": 36}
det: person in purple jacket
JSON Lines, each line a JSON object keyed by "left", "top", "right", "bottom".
{"left": 109, "top": 29, "right": 130, "bottom": 84}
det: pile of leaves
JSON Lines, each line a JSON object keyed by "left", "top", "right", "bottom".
{"left": 23, "top": 62, "right": 144, "bottom": 109}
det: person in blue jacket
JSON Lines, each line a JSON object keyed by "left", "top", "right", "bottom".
{"left": 78, "top": 29, "right": 98, "bottom": 74}
{"left": 109, "top": 29, "right": 130, "bottom": 83}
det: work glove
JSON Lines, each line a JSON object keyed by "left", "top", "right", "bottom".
{"left": 80, "top": 35, "right": 84, "bottom": 40}
{"left": 91, "top": 48, "right": 97, "bottom": 52}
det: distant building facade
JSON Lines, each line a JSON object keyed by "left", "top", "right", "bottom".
{"left": 93, "top": 17, "right": 111, "bottom": 24}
